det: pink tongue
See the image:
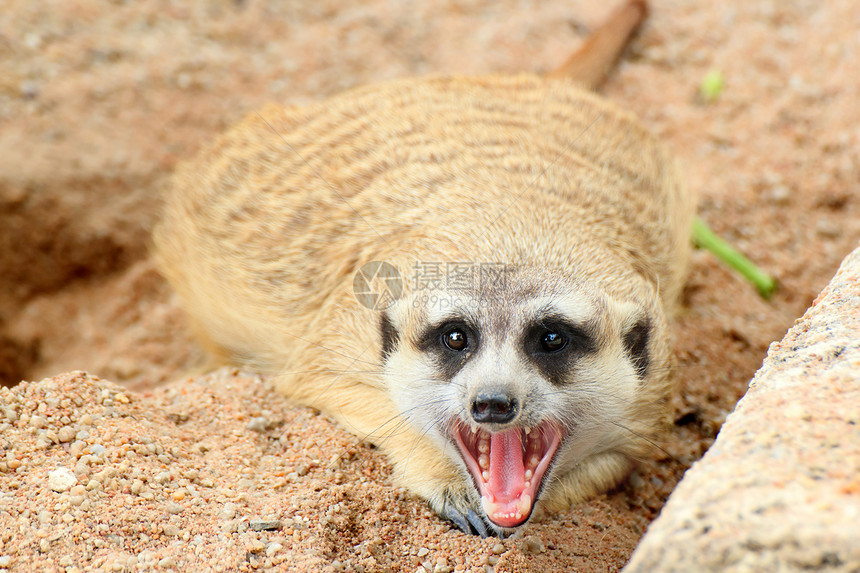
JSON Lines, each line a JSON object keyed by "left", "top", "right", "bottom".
{"left": 487, "top": 428, "right": 525, "bottom": 502}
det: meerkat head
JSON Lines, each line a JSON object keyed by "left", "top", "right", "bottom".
{"left": 379, "top": 266, "right": 667, "bottom": 533}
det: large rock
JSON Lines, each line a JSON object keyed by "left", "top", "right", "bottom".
{"left": 625, "top": 246, "right": 860, "bottom": 572}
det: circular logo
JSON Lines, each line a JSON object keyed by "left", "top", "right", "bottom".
{"left": 353, "top": 261, "right": 403, "bottom": 310}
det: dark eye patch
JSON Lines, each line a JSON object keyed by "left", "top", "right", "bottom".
{"left": 523, "top": 316, "right": 597, "bottom": 385}
{"left": 623, "top": 317, "right": 651, "bottom": 379}
{"left": 416, "top": 318, "right": 480, "bottom": 380}
{"left": 525, "top": 317, "right": 597, "bottom": 355}
{"left": 379, "top": 313, "right": 399, "bottom": 361}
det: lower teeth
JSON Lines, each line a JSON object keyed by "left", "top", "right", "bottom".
{"left": 481, "top": 492, "right": 533, "bottom": 523}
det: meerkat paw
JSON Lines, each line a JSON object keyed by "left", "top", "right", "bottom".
{"left": 385, "top": 437, "right": 497, "bottom": 536}
{"left": 440, "top": 500, "right": 491, "bottom": 538}
{"left": 425, "top": 483, "right": 517, "bottom": 538}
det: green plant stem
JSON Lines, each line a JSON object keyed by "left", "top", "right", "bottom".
{"left": 692, "top": 217, "right": 778, "bottom": 300}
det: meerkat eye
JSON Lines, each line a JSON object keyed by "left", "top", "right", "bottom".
{"left": 442, "top": 329, "right": 468, "bottom": 352}
{"left": 540, "top": 331, "right": 567, "bottom": 352}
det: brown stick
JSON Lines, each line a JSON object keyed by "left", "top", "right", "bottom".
{"left": 546, "top": 0, "right": 648, "bottom": 89}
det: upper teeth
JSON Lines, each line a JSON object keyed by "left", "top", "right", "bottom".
{"left": 462, "top": 423, "right": 547, "bottom": 488}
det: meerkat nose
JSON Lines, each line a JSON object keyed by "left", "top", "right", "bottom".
{"left": 470, "top": 391, "right": 518, "bottom": 424}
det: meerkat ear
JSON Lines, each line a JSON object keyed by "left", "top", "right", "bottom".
{"left": 379, "top": 311, "right": 400, "bottom": 361}
{"left": 622, "top": 316, "right": 651, "bottom": 379}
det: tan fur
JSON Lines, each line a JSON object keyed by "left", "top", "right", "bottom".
{"left": 154, "top": 1, "right": 695, "bottom": 531}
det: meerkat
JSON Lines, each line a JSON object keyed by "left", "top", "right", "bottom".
{"left": 154, "top": 0, "right": 695, "bottom": 537}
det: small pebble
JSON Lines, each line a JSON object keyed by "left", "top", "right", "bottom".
{"left": 138, "top": 550, "right": 155, "bottom": 565}
{"left": 58, "top": 426, "right": 77, "bottom": 443}
{"left": 816, "top": 218, "right": 842, "bottom": 238}
{"left": 417, "top": 547, "right": 430, "bottom": 558}
{"left": 193, "top": 442, "right": 211, "bottom": 454}
{"left": 177, "top": 73, "right": 192, "bottom": 89}
{"left": 266, "top": 543, "right": 283, "bottom": 557}
{"left": 20, "top": 80, "right": 40, "bottom": 99}
{"left": 219, "top": 503, "right": 238, "bottom": 520}
{"left": 165, "top": 502, "right": 184, "bottom": 515}
{"left": 24, "top": 32, "right": 42, "bottom": 49}
{"left": 246, "top": 539, "right": 265, "bottom": 553}
{"left": 1, "top": 406, "right": 17, "bottom": 423}
{"left": 69, "top": 441, "right": 85, "bottom": 458}
{"left": 162, "top": 525, "right": 180, "bottom": 537}
{"left": 519, "top": 535, "right": 545, "bottom": 554}
{"left": 766, "top": 185, "right": 792, "bottom": 205}
{"left": 250, "top": 519, "right": 282, "bottom": 531}
{"left": 491, "top": 543, "right": 505, "bottom": 555}
{"left": 246, "top": 417, "right": 271, "bottom": 433}
{"left": 0, "top": 555, "right": 11, "bottom": 567}
{"left": 295, "top": 464, "right": 309, "bottom": 477}
{"left": 48, "top": 467, "right": 77, "bottom": 492}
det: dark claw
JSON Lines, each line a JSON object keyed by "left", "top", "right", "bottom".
{"left": 442, "top": 503, "right": 472, "bottom": 535}
{"left": 441, "top": 501, "right": 492, "bottom": 538}
{"left": 465, "top": 508, "right": 491, "bottom": 538}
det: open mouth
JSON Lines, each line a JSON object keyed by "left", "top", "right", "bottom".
{"left": 452, "top": 421, "right": 562, "bottom": 528}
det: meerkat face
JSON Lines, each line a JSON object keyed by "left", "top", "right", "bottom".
{"left": 381, "top": 272, "right": 659, "bottom": 532}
